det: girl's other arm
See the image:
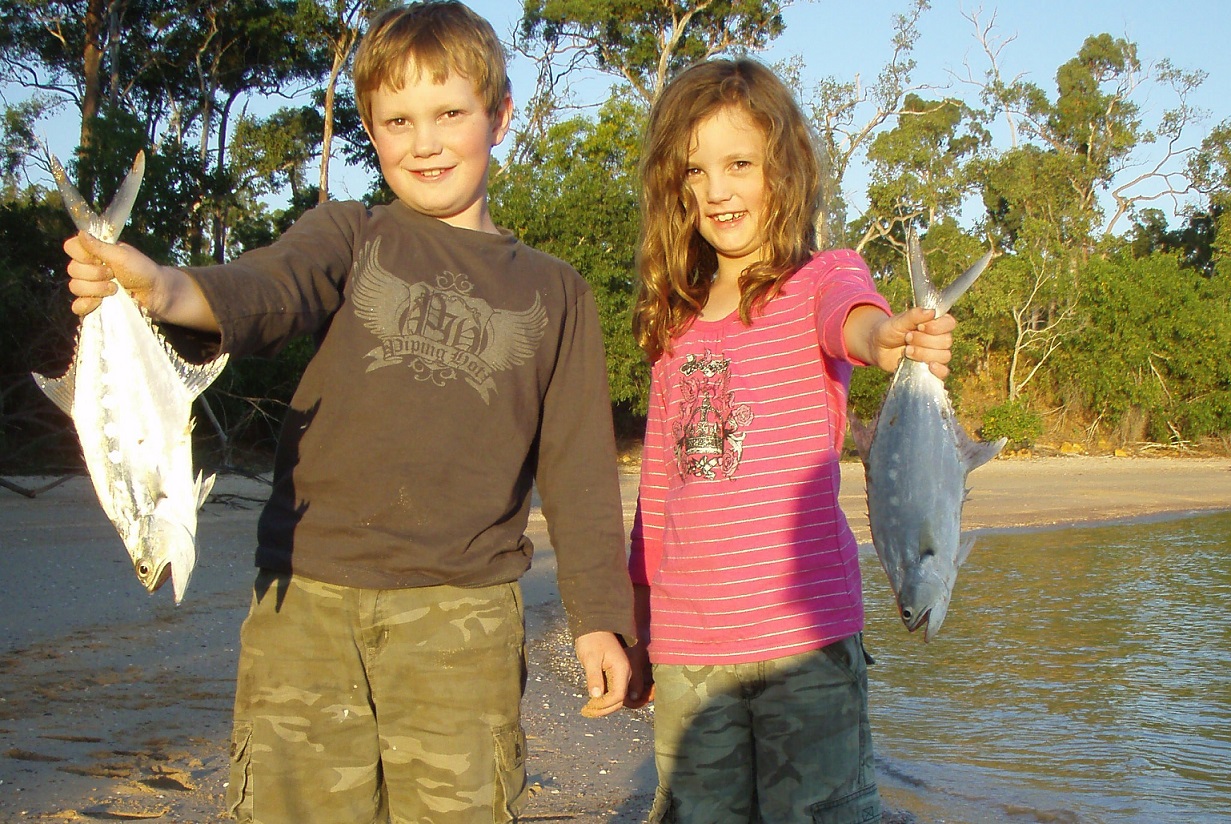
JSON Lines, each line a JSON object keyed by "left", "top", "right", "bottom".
{"left": 844, "top": 304, "right": 955, "bottom": 379}
{"left": 64, "top": 232, "right": 219, "bottom": 332}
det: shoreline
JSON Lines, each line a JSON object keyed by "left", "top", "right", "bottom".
{"left": 1, "top": 455, "right": 1229, "bottom": 822}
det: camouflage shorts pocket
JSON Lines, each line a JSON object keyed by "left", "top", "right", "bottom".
{"left": 226, "top": 721, "right": 254, "bottom": 822}
{"left": 807, "top": 784, "right": 881, "bottom": 824}
{"left": 493, "top": 721, "right": 527, "bottom": 823}
{"left": 647, "top": 786, "right": 677, "bottom": 824}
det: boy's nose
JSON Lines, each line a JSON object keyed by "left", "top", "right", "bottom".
{"left": 413, "top": 127, "right": 442, "bottom": 157}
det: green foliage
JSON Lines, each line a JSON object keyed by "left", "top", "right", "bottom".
{"left": 1054, "top": 250, "right": 1231, "bottom": 443}
{"left": 980, "top": 399, "right": 1043, "bottom": 449}
{"left": 491, "top": 95, "right": 649, "bottom": 411}
{"left": 520, "top": 0, "right": 785, "bottom": 102}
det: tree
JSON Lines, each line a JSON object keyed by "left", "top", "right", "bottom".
{"left": 862, "top": 93, "right": 989, "bottom": 247}
{"left": 797, "top": 0, "right": 931, "bottom": 248}
{"left": 491, "top": 96, "right": 648, "bottom": 411}
{"left": 518, "top": 0, "right": 787, "bottom": 106}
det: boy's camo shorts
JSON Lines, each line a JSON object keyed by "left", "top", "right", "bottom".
{"left": 226, "top": 571, "right": 528, "bottom": 824}
{"left": 648, "top": 634, "right": 881, "bottom": 824}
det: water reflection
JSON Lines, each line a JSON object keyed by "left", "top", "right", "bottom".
{"left": 862, "top": 511, "right": 1231, "bottom": 823}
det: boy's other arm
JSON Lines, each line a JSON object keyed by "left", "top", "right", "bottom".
{"left": 844, "top": 304, "right": 954, "bottom": 379}
{"left": 64, "top": 232, "right": 219, "bottom": 332}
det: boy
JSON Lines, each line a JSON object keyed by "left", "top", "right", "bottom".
{"left": 63, "top": 2, "right": 635, "bottom": 822}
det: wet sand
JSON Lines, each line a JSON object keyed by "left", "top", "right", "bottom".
{"left": 1, "top": 455, "right": 1229, "bottom": 822}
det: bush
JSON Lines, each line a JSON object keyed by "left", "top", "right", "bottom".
{"left": 981, "top": 399, "right": 1043, "bottom": 449}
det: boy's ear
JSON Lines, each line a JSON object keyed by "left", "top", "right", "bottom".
{"left": 491, "top": 93, "right": 513, "bottom": 147}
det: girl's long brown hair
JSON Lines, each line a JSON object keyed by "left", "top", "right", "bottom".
{"left": 632, "top": 58, "right": 822, "bottom": 363}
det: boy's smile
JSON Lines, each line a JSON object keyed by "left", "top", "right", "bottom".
{"left": 364, "top": 62, "right": 511, "bottom": 233}
{"left": 685, "top": 105, "right": 768, "bottom": 282}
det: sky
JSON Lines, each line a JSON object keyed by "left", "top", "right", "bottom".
{"left": 10, "top": 1, "right": 1230, "bottom": 223}
{"left": 447, "top": 0, "right": 1231, "bottom": 224}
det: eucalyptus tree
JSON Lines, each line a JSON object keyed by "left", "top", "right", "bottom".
{"left": 490, "top": 96, "right": 647, "bottom": 411}
{"left": 862, "top": 93, "right": 988, "bottom": 247}
{"left": 799, "top": 0, "right": 930, "bottom": 249}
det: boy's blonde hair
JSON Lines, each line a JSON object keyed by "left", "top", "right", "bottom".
{"left": 353, "top": 1, "right": 510, "bottom": 128}
{"left": 633, "top": 58, "right": 822, "bottom": 363}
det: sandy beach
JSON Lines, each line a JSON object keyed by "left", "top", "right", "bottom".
{"left": 1, "top": 454, "right": 1229, "bottom": 822}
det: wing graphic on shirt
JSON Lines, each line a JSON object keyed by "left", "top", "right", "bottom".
{"left": 483, "top": 292, "right": 548, "bottom": 372}
{"left": 351, "top": 237, "right": 411, "bottom": 343}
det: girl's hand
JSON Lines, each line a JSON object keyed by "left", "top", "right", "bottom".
{"left": 848, "top": 305, "right": 955, "bottom": 379}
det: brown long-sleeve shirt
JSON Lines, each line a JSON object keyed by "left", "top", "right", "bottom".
{"left": 185, "top": 199, "right": 633, "bottom": 641}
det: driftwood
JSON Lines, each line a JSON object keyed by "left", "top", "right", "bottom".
{"left": 0, "top": 475, "right": 75, "bottom": 498}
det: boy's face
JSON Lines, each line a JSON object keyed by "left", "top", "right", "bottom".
{"left": 364, "top": 62, "right": 511, "bottom": 233}
{"left": 684, "top": 105, "right": 768, "bottom": 280}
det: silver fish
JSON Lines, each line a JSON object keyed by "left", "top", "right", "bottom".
{"left": 33, "top": 151, "right": 228, "bottom": 603}
{"left": 851, "top": 229, "right": 1005, "bottom": 641}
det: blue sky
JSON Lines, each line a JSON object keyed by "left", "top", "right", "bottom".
{"left": 456, "top": 0, "right": 1230, "bottom": 225}
{"left": 12, "top": 1, "right": 1227, "bottom": 226}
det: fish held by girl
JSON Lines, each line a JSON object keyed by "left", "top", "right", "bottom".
{"left": 32, "top": 151, "right": 229, "bottom": 603}
{"left": 850, "top": 229, "right": 1005, "bottom": 641}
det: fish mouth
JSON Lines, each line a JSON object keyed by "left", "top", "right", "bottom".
{"left": 901, "top": 607, "right": 931, "bottom": 633}
{"left": 136, "top": 558, "right": 172, "bottom": 593}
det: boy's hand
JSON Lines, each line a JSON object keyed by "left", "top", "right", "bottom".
{"left": 64, "top": 232, "right": 164, "bottom": 317}
{"left": 64, "top": 232, "right": 218, "bottom": 332}
{"left": 574, "top": 631, "right": 630, "bottom": 718}
{"left": 869, "top": 306, "right": 956, "bottom": 379}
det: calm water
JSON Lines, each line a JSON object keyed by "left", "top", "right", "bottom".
{"left": 861, "top": 511, "right": 1231, "bottom": 824}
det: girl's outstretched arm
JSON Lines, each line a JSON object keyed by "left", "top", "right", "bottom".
{"left": 844, "top": 304, "right": 955, "bottom": 379}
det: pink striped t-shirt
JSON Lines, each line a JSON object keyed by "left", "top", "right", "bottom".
{"left": 628, "top": 249, "right": 891, "bottom": 665}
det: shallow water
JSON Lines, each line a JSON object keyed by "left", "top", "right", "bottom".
{"left": 861, "top": 511, "right": 1231, "bottom": 824}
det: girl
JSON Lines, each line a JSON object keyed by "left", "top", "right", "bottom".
{"left": 626, "top": 58, "right": 956, "bottom": 823}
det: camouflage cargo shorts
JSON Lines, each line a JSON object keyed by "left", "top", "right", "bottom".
{"left": 648, "top": 634, "right": 881, "bottom": 824}
{"left": 226, "top": 571, "right": 528, "bottom": 824}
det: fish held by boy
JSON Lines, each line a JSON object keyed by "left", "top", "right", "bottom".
{"left": 850, "top": 229, "right": 1005, "bottom": 641}
{"left": 32, "top": 151, "right": 229, "bottom": 603}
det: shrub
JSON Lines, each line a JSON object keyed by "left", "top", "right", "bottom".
{"left": 981, "top": 399, "right": 1043, "bottom": 449}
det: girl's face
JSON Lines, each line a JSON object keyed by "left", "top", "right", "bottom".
{"left": 684, "top": 105, "right": 768, "bottom": 280}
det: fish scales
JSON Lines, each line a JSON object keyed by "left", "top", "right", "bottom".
{"left": 851, "top": 229, "right": 1005, "bottom": 641}
{"left": 33, "top": 151, "right": 228, "bottom": 603}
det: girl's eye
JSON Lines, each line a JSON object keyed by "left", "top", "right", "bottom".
{"left": 684, "top": 167, "right": 702, "bottom": 178}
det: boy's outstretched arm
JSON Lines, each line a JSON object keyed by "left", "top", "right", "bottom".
{"left": 64, "top": 232, "right": 219, "bottom": 332}
{"left": 575, "top": 631, "right": 631, "bottom": 718}
{"left": 844, "top": 304, "right": 956, "bottom": 378}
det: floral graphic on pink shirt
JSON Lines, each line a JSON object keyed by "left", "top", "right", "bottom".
{"left": 672, "top": 352, "right": 753, "bottom": 480}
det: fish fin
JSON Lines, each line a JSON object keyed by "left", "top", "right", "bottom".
{"left": 47, "top": 151, "right": 103, "bottom": 239}
{"left": 849, "top": 414, "right": 878, "bottom": 464}
{"left": 957, "top": 423, "right": 1006, "bottom": 472}
{"left": 99, "top": 152, "right": 145, "bottom": 241}
{"left": 905, "top": 226, "right": 995, "bottom": 316}
{"left": 906, "top": 227, "right": 939, "bottom": 311}
{"left": 935, "top": 249, "right": 994, "bottom": 316}
{"left": 957, "top": 534, "right": 976, "bottom": 567}
{"left": 178, "top": 353, "right": 230, "bottom": 398}
{"left": 195, "top": 470, "right": 217, "bottom": 511}
{"left": 133, "top": 304, "right": 229, "bottom": 398}
{"left": 31, "top": 365, "right": 77, "bottom": 417}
